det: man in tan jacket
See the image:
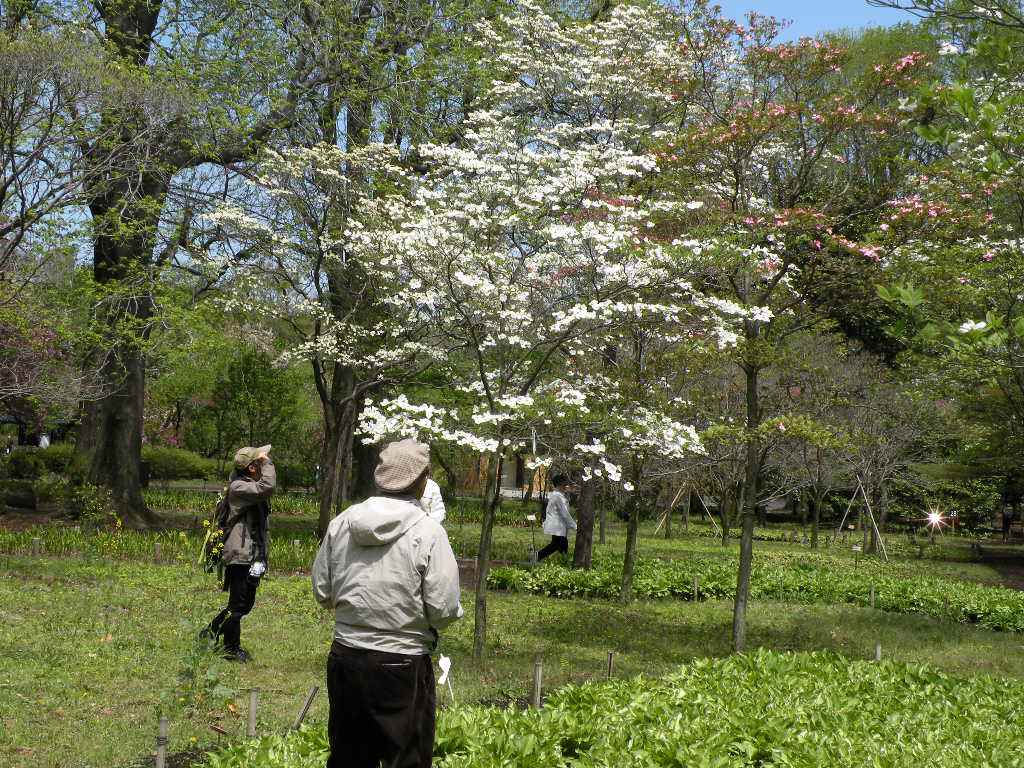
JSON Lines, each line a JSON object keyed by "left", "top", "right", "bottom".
{"left": 312, "top": 438, "right": 462, "bottom": 768}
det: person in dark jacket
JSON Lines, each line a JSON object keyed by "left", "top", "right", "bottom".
{"left": 201, "top": 444, "right": 275, "bottom": 662}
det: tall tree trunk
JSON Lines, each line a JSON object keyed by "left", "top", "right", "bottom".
{"left": 522, "top": 466, "right": 537, "bottom": 505}
{"left": 318, "top": 403, "right": 351, "bottom": 537}
{"left": 733, "top": 360, "right": 762, "bottom": 653}
{"left": 573, "top": 470, "right": 597, "bottom": 569}
{"left": 432, "top": 449, "right": 459, "bottom": 494}
{"left": 351, "top": 437, "right": 378, "bottom": 499}
{"left": 473, "top": 449, "right": 504, "bottom": 659}
{"left": 336, "top": 414, "right": 355, "bottom": 509}
{"left": 84, "top": 168, "right": 166, "bottom": 529}
{"left": 88, "top": 341, "right": 159, "bottom": 528}
{"left": 619, "top": 456, "right": 643, "bottom": 603}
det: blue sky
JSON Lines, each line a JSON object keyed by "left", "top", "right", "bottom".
{"left": 715, "top": 1, "right": 918, "bottom": 39}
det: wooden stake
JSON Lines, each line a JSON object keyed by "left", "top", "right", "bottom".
{"left": 531, "top": 655, "right": 543, "bottom": 709}
{"left": 154, "top": 542, "right": 162, "bottom": 562}
{"left": 869, "top": 584, "right": 875, "bottom": 609}
{"left": 606, "top": 651, "right": 614, "bottom": 679}
{"left": 291, "top": 686, "right": 319, "bottom": 731}
{"left": 247, "top": 690, "right": 259, "bottom": 738}
{"left": 874, "top": 641, "right": 882, "bottom": 662}
{"left": 155, "top": 717, "right": 168, "bottom": 768}
{"left": 31, "top": 537, "right": 41, "bottom": 556}
{"left": 693, "top": 575, "right": 700, "bottom": 601}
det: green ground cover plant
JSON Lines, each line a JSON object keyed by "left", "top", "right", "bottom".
{"left": 0, "top": 518, "right": 1002, "bottom": 586}
{"left": 489, "top": 553, "right": 1024, "bottom": 631}
{"left": 201, "top": 650, "right": 1024, "bottom": 768}
{"left": 4, "top": 553, "right": 1022, "bottom": 768}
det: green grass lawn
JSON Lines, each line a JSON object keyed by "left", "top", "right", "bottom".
{"left": 3, "top": 547, "right": 1024, "bottom": 768}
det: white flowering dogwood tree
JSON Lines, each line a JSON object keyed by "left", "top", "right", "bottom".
{"left": 203, "top": 143, "right": 439, "bottom": 533}
{"left": 353, "top": 0, "right": 734, "bottom": 656}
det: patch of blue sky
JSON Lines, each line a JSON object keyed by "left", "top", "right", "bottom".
{"left": 712, "top": 1, "right": 918, "bottom": 40}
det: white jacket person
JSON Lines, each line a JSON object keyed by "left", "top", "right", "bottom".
{"left": 420, "top": 477, "right": 446, "bottom": 523}
{"left": 543, "top": 489, "right": 577, "bottom": 537}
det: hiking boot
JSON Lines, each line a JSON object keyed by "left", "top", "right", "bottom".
{"left": 223, "top": 647, "right": 252, "bottom": 663}
{"left": 198, "top": 625, "right": 221, "bottom": 645}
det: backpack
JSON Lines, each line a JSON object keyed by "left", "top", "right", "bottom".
{"left": 200, "top": 488, "right": 243, "bottom": 575}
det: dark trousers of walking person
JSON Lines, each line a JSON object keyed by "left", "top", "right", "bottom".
{"left": 326, "top": 641, "right": 435, "bottom": 768}
{"left": 207, "top": 564, "right": 259, "bottom": 651}
{"left": 537, "top": 535, "right": 568, "bottom": 561}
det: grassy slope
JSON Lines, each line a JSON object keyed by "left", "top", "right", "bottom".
{"left": 3, "top": 548, "right": 1024, "bottom": 768}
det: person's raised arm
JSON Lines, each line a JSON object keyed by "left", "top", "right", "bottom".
{"left": 231, "top": 459, "right": 276, "bottom": 503}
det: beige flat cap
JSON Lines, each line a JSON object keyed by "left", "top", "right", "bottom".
{"left": 375, "top": 438, "right": 430, "bottom": 493}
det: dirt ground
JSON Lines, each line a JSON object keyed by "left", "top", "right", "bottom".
{"left": 978, "top": 545, "right": 1024, "bottom": 590}
{"left": 0, "top": 508, "right": 57, "bottom": 531}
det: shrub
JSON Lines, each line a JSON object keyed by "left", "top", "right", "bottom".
{"left": 488, "top": 552, "right": 1024, "bottom": 632}
{"left": 142, "top": 446, "right": 219, "bottom": 482}
{"left": 33, "top": 473, "right": 70, "bottom": 505}
{"left": 67, "top": 483, "right": 116, "bottom": 528}
{"left": 2, "top": 448, "right": 45, "bottom": 479}
{"left": 37, "top": 443, "right": 75, "bottom": 474}
{"left": 200, "top": 651, "right": 1024, "bottom": 768}
{"left": 276, "top": 460, "right": 315, "bottom": 490}
{"left": 0, "top": 478, "right": 35, "bottom": 507}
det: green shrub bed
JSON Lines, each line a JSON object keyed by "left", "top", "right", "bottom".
{"left": 0, "top": 526, "right": 322, "bottom": 572}
{"left": 488, "top": 554, "right": 1024, "bottom": 632}
{"left": 143, "top": 488, "right": 323, "bottom": 517}
{"left": 201, "top": 651, "right": 1024, "bottom": 768}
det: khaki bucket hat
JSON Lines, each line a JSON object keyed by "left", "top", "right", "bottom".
{"left": 234, "top": 444, "right": 272, "bottom": 469}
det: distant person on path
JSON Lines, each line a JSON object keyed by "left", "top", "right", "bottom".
{"left": 200, "top": 445, "right": 275, "bottom": 662}
{"left": 313, "top": 438, "right": 463, "bottom": 768}
{"left": 420, "top": 476, "right": 446, "bottom": 524}
{"left": 538, "top": 474, "right": 576, "bottom": 561}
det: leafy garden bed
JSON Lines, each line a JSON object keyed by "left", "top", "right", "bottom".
{"left": 488, "top": 554, "right": 1024, "bottom": 632}
{"left": 201, "top": 651, "right": 1024, "bottom": 768}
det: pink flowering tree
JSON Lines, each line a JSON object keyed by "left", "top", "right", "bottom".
{"left": 655, "top": 12, "right": 932, "bottom": 651}
{"left": 869, "top": 6, "right": 1024, "bottom": 476}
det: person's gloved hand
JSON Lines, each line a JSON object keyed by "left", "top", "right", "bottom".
{"left": 248, "top": 561, "right": 266, "bottom": 578}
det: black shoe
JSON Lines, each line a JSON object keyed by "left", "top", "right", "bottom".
{"left": 223, "top": 647, "right": 252, "bottom": 663}
{"left": 198, "top": 625, "right": 221, "bottom": 645}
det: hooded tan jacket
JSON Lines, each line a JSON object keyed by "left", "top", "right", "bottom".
{"left": 222, "top": 461, "right": 275, "bottom": 567}
{"left": 311, "top": 493, "right": 463, "bottom": 655}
